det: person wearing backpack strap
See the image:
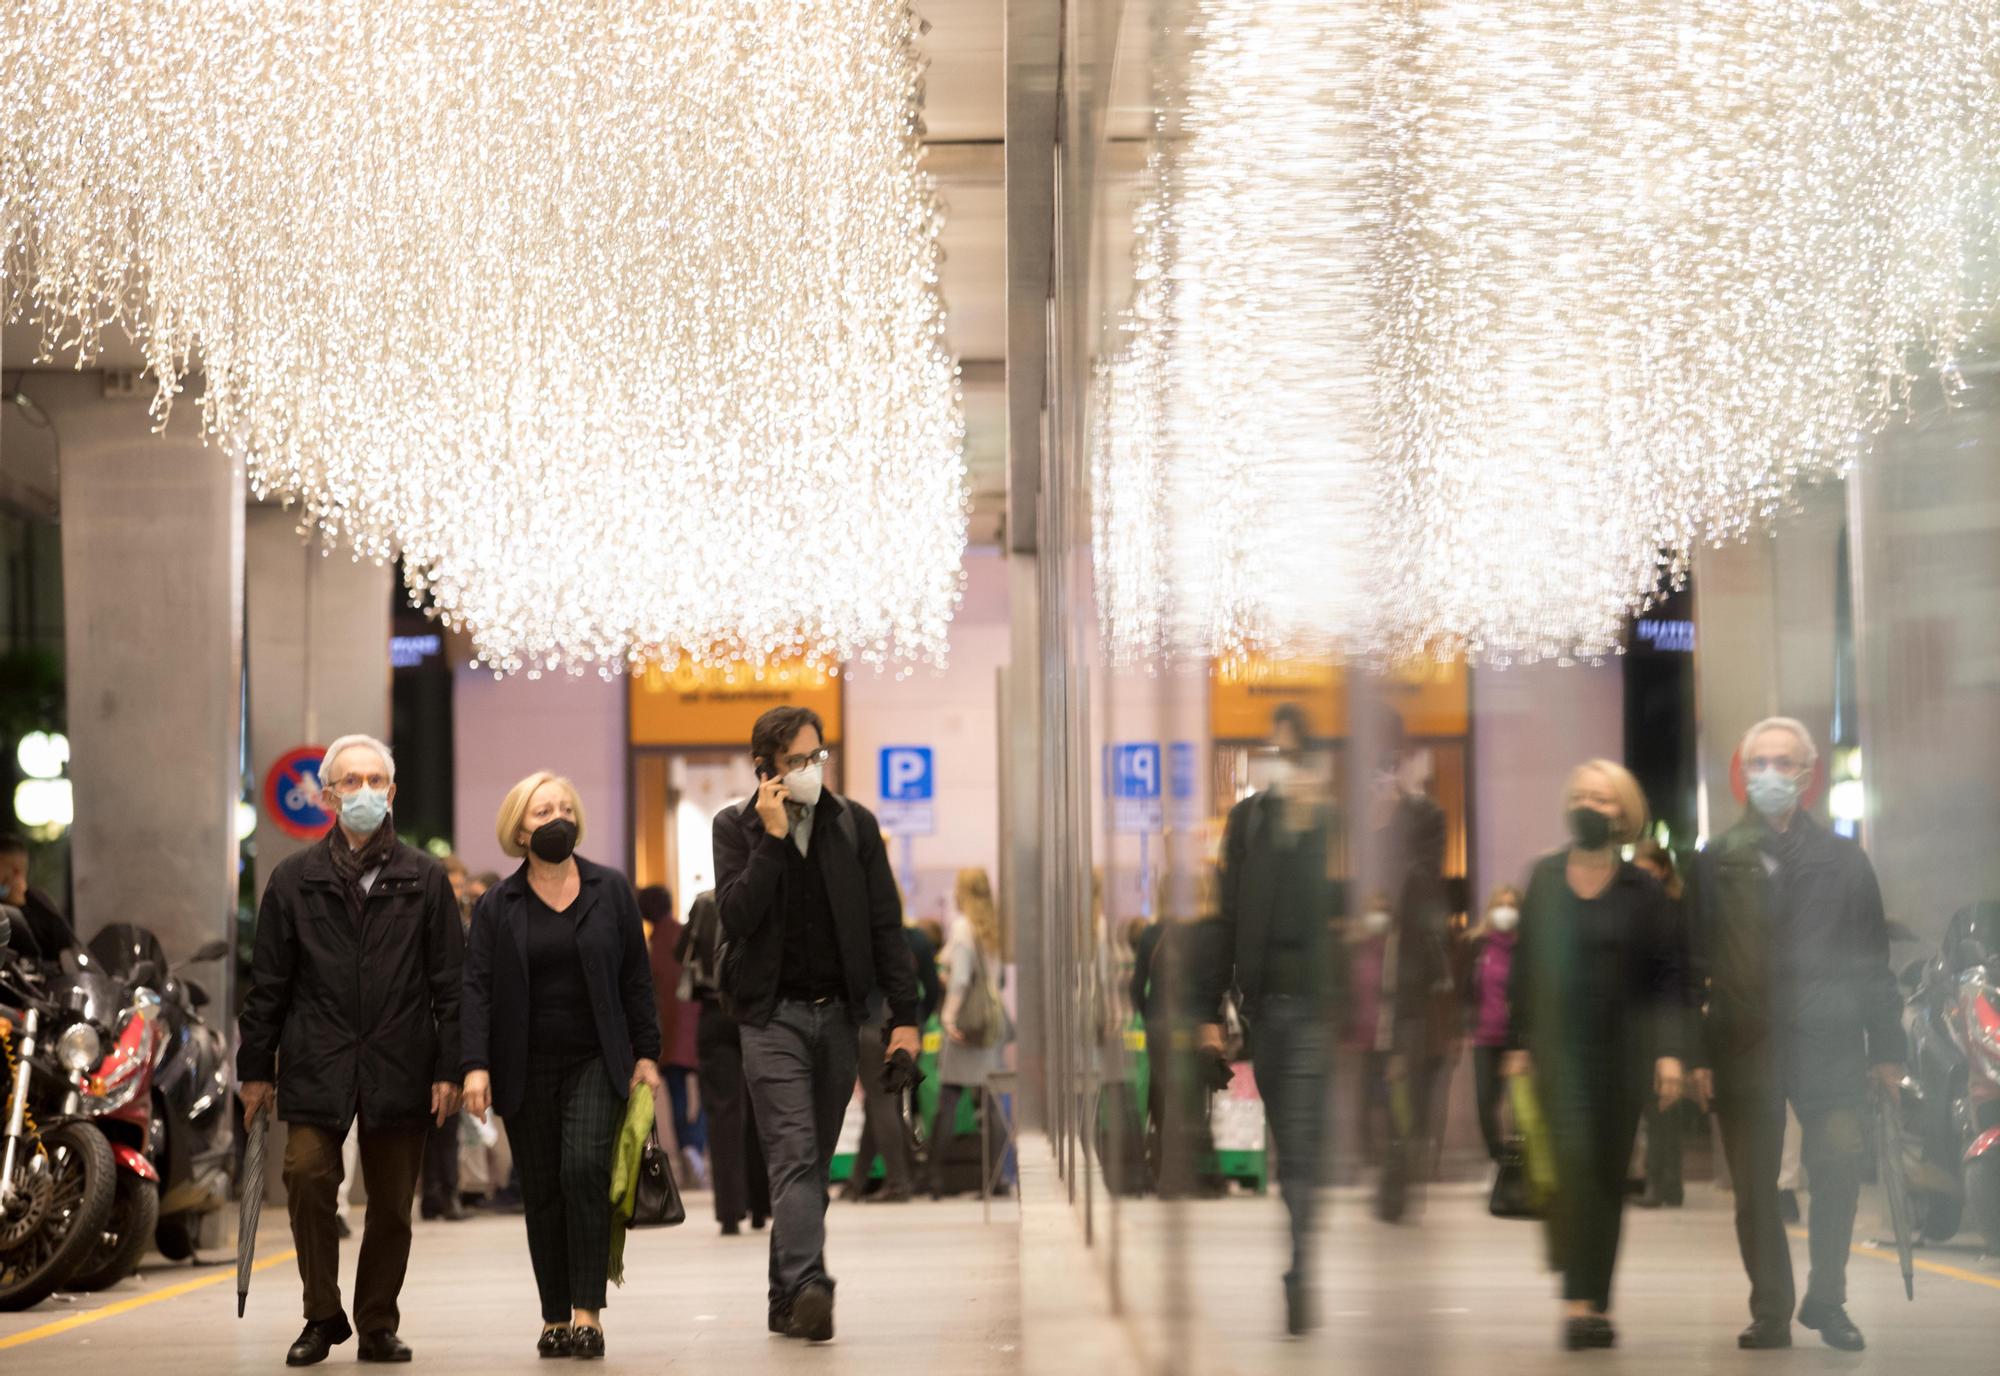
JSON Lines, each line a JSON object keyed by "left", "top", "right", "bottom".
{"left": 713, "top": 707, "right": 921, "bottom": 1344}
{"left": 678, "top": 890, "right": 770, "bottom": 1236}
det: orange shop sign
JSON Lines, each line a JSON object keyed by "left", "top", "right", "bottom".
{"left": 629, "top": 659, "right": 844, "bottom": 747}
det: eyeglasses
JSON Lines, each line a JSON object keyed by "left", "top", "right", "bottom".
{"left": 327, "top": 772, "right": 390, "bottom": 792}
{"left": 1744, "top": 753, "right": 1805, "bottom": 777}
{"left": 780, "top": 748, "right": 831, "bottom": 774}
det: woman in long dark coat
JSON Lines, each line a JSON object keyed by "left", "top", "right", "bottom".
{"left": 1504, "top": 759, "right": 1685, "bottom": 1352}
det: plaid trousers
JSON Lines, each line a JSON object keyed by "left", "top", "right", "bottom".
{"left": 504, "top": 1052, "right": 626, "bottom": 1321}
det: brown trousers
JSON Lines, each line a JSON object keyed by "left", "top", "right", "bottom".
{"left": 283, "top": 1120, "right": 427, "bottom": 1331}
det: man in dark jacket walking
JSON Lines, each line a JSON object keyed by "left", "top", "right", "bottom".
{"left": 713, "top": 706, "right": 919, "bottom": 1344}
{"left": 238, "top": 735, "right": 463, "bottom": 1367}
{"left": 1687, "top": 717, "right": 1904, "bottom": 1354}
{"left": 1200, "top": 703, "right": 1340, "bottom": 1334}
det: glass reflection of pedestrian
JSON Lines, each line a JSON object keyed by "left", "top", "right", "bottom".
{"left": 1464, "top": 887, "right": 1522, "bottom": 1166}
{"left": 1631, "top": 840, "right": 1692, "bottom": 1210}
{"left": 1203, "top": 703, "right": 1338, "bottom": 1335}
{"left": 1503, "top": 759, "right": 1685, "bottom": 1353}
{"left": 1686, "top": 717, "right": 1904, "bottom": 1353}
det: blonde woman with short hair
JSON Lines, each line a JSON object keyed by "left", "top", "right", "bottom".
{"left": 460, "top": 771, "right": 663, "bottom": 1361}
{"left": 1502, "top": 759, "right": 1685, "bottom": 1352}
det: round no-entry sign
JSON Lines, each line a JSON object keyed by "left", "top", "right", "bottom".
{"left": 263, "top": 745, "right": 332, "bottom": 840}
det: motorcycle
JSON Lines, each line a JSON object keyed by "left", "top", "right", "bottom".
{"left": 1900, "top": 902, "right": 2000, "bottom": 1254}
{"left": 78, "top": 924, "right": 233, "bottom": 1264}
{"left": 0, "top": 907, "right": 120, "bottom": 1310}
{"left": 1943, "top": 904, "right": 2000, "bottom": 1253}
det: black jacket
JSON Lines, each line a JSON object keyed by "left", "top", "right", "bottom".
{"left": 237, "top": 833, "right": 463, "bottom": 1133}
{"left": 460, "top": 856, "right": 662, "bottom": 1121}
{"left": 1376, "top": 793, "right": 1451, "bottom": 1054}
{"left": 1505, "top": 852, "right": 1684, "bottom": 1070}
{"left": 1209, "top": 789, "right": 1342, "bottom": 1018}
{"left": 712, "top": 791, "right": 919, "bottom": 1030}
{"left": 1687, "top": 812, "right": 1904, "bottom": 1100}
{"left": 3, "top": 886, "right": 75, "bottom": 964}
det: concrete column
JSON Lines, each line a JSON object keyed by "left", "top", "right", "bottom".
{"left": 245, "top": 508, "right": 393, "bottom": 903}
{"left": 34, "top": 374, "right": 243, "bottom": 960}
{"left": 1689, "top": 482, "right": 1846, "bottom": 840}
{"left": 1850, "top": 387, "right": 2000, "bottom": 946}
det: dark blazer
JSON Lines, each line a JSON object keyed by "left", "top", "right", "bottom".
{"left": 712, "top": 790, "right": 920, "bottom": 1030}
{"left": 1686, "top": 812, "right": 1903, "bottom": 1102}
{"left": 460, "top": 855, "right": 662, "bottom": 1120}
{"left": 237, "top": 834, "right": 463, "bottom": 1133}
{"left": 1210, "top": 789, "right": 1341, "bottom": 1018}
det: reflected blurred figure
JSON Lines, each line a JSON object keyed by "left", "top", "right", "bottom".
{"left": 1131, "top": 908, "right": 1221, "bottom": 1200}
{"left": 933, "top": 868, "right": 1011, "bottom": 1199}
{"left": 1205, "top": 703, "right": 1338, "bottom": 1334}
{"left": 1362, "top": 705, "right": 1451, "bottom": 1221}
{"left": 1504, "top": 760, "right": 1684, "bottom": 1352}
{"left": 1464, "top": 886, "right": 1522, "bottom": 1166}
{"left": 1687, "top": 717, "right": 1904, "bottom": 1353}
{"left": 1632, "top": 840, "right": 1692, "bottom": 1210}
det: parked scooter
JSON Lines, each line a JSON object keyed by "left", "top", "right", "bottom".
{"left": 0, "top": 907, "right": 119, "bottom": 1310}
{"left": 1900, "top": 902, "right": 2000, "bottom": 1253}
{"left": 1943, "top": 903, "right": 2000, "bottom": 1253}
{"left": 79, "top": 924, "right": 233, "bottom": 1263}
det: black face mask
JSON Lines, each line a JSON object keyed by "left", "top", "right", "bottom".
{"left": 529, "top": 817, "right": 578, "bottom": 864}
{"left": 1567, "top": 807, "right": 1613, "bottom": 852}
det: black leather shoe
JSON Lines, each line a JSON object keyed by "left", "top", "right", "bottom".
{"left": 570, "top": 1326, "right": 605, "bottom": 1360}
{"left": 785, "top": 1283, "right": 835, "bottom": 1343}
{"left": 864, "top": 1187, "right": 913, "bottom": 1204}
{"left": 1283, "top": 1277, "right": 1317, "bottom": 1337}
{"left": 1738, "top": 1320, "right": 1793, "bottom": 1350}
{"left": 286, "top": 1314, "right": 353, "bottom": 1367}
{"left": 357, "top": 1330, "right": 413, "bottom": 1363}
{"left": 441, "top": 1197, "right": 466, "bottom": 1222}
{"left": 538, "top": 1326, "right": 574, "bottom": 1359}
{"left": 751, "top": 1211, "right": 768, "bottom": 1230}
{"left": 1563, "top": 1318, "right": 1596, "bottom": 1352}
{"left": 1799, "top": 1301, "right": 1864, "bottom": 1352}
{"left": 721, "top": 1220, "right": 742, "bottom": 1237}
{"left": 768, "top": 1308, "right": 792, "bottom": 1337}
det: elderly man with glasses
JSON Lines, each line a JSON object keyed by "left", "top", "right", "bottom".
{"left": 238, "top": 734, "right": 463, "bottom": 1367}
{"left": 1685, "top": 717, "right": 1904, "bottom": 1354}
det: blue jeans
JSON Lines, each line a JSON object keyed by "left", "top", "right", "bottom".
{"left": 740, "top": 999, "right": 858, "bottom": 1312}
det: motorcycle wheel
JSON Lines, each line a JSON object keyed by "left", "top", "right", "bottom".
{"left": 67, "top": 1171, "right": 159, "bottom": 1292}
{"left": 0, "top": 1121, "right": 119, "bottom": 1311}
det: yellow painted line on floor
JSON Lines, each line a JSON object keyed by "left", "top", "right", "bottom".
{"left": 1787, "top": 1227, "right": 2000, "bottom": 1294}
{"left": 0, "top": 1249, "right": 297, "bottom": 1351}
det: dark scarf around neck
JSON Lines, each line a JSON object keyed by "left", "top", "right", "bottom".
{"left": 329, "top": 815, "right": 398, "bottom": 894}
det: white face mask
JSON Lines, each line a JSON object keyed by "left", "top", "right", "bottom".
{"left": 1362, "top": 908, "right": 1392, "bottom": 936}
{"left": 1489, "top": 906, "right": 1520, "bottom": 933}
{"left": 783, "top": 761, "right": 824, "bottom": 809}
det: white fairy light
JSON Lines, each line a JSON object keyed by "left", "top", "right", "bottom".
{"left": 1, "top": 2, "right": 966, "bottom": 675}
{"left": 1095, "top": 0, "right": 2000, "bottom": 665}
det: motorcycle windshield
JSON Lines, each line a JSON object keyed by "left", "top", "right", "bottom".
{"left": 86, "top": 923, "right": 169, "bottom": 979}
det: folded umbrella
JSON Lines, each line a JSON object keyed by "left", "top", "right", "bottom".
{"left": 1868, "top": 1086, "right": 1916, "bottom": 1301}
{"left": 236, "top": 1105, "right": 269, "bottom": 1318}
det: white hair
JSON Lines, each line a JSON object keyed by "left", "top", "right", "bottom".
{"left": 320, "top": 734, "right": 396, "bottom": 790}
{"left": 1740, "top": 716, "right": 1818, "bottom": 769}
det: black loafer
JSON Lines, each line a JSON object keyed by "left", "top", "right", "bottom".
{"left": 286, "top": 1313, "right": 353, "bottom": 1367}
{"left": 1563, "top": 1318, "right": 1596, "bottom": 1352}
{"left": 538, "top": 1326, "right": 574, "bottom": 1359}
{"left": 571, "top": 1326, "right": 605, "bottom": 1360}
{"left": 1799, "top": 1301, "right": 1864, "bottom": 1352}
{"left": 1738, "top": 1320, "right": 1793, "bottom": 1350}
{"left": 356, "top": 1330, "right": 413, "bottom": 1363}
{"left": 785, "top": 1283, "right": 835, "bottom": 1343}
{"left": 769, "top": 1308, "right": 792, "bottom": 1337}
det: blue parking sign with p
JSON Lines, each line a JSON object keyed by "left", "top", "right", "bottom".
{"left": 878, "top": 746, "right": 936, "bottom": 837}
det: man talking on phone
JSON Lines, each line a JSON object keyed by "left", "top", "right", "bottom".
{"left": 713, "top": 706, "right": 921, "bottom": 1344}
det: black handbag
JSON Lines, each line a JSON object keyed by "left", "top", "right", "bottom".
{"left": 1488, "top": 1134, "right": 1540, "bottom": 1219}
{"left": 630, "top": 1126, "right": 686, "bottom": 1228}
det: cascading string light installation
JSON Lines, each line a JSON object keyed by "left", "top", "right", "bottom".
{"left": 1094, "top": 0, "right": 2000, "bottom": 668}
{"left": 0, "top": 2, "right": 967, "bottom": 677}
